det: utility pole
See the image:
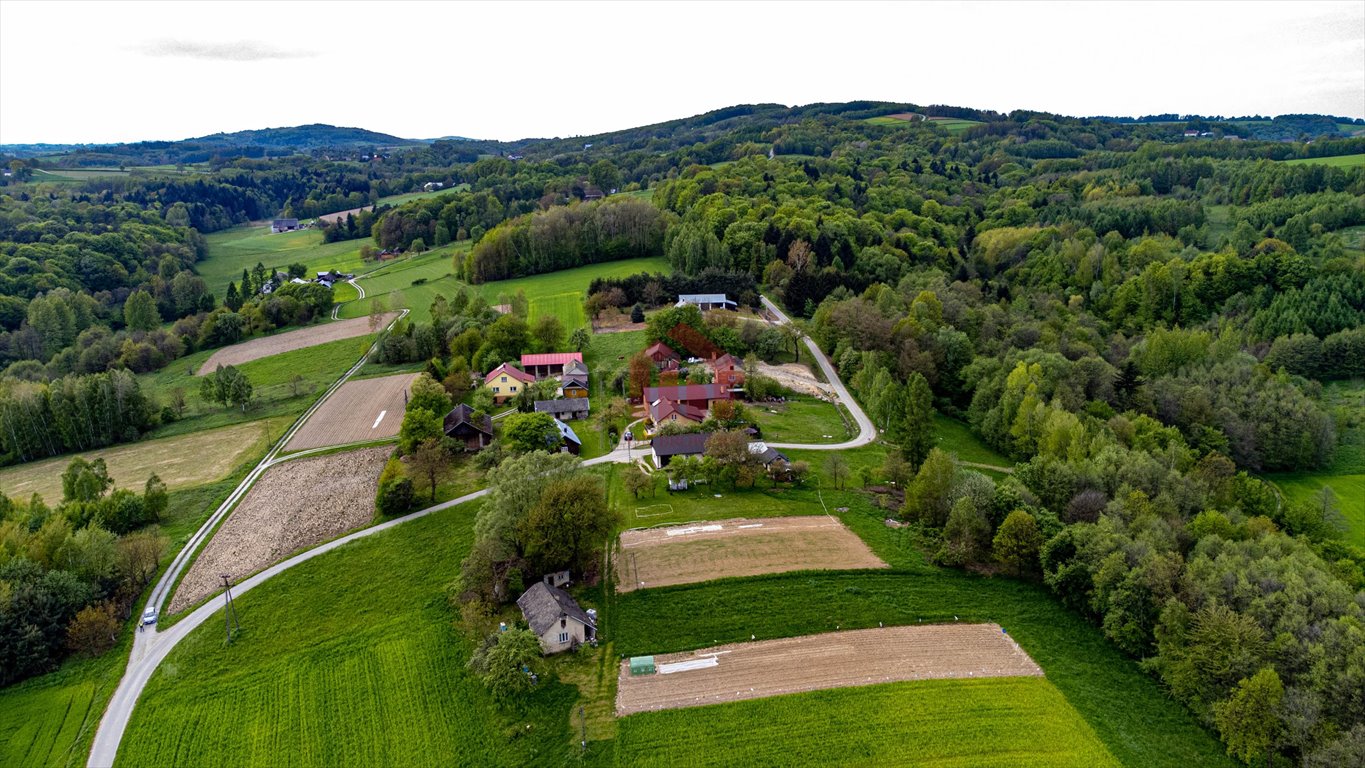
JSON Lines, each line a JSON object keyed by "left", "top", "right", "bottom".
{"left": 578, "top": 706, "right": 587, "bottom": 754}
{"left": 221, "top": 574, "right": 241, "bottom": 644}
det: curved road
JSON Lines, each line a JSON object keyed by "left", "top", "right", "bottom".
{"left": 87, "top": 297, "right": 869, "bottom": 767}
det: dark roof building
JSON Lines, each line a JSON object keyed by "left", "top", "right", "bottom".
{"left": 650, "top": 432, "right": 711, "bottom": 467}
{"left": 516, "top": 582, "right": 596, "bottom": 654}
{"left": 534, "top": 397, "right": 591, "bottom": 419}
{"left": 270, "top": 218, "right": 300, "bottom": 233}
{"left": 443, "top": 404, "right": 493, "bottom": 450}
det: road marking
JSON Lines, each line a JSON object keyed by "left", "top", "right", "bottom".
{"left": 372, "top": 410, "right": 387, "bottom": 430}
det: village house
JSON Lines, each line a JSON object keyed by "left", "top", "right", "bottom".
{"left": 270, "top": 218, "right": 300, "bottom": 233}
{"left": 648, "top": 398, "right": 707, "bottom": 429}
{"left": 534, "top": 397, "right": 591, "bottom": 421}
{"left": 516, "top": 582, "right": 596, "bottom": 654}
{"left": 709, "top": 353, "right": 746, "bottom": 389}
{"left": 650, "top": 432, "right": 711, "bottom": 468}
{"left": 553, "top": 418, "right": 582, "bottom": 455}
{"left": 644, "top": 341, "right": 681, "bottom": 369}
{"left": 559, "top": 359, "right": 590, "bottom": 398}
{"left": 484, "top": 363, "right": 536, "bottom": 404}
{"left": 442, "top": 404, "right": 493, "bottom": 450}
{"left": 422, "top": 181, "right": 444, "bottom": 191}
{"left": 643, "top": 384, "right": 732, "bottom": 411}
{"left": 521, "top": 352, "right": 584, "bottom": 380}
{"left": 676, "top": 293, "right": 738, "bottom": 311}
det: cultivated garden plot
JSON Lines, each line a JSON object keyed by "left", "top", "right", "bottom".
{"left": 616, "top": 516, "right": 887, "bottom": 592}
{"left": 168, "top": 446, "right": 391, "bottom": 613}
{"left": 615, "top": 624, "right": 1043, "bottom": 715}
{"left": 283, "top": 373, "right": 418, "bottom": 451}
{"left": 195, "top": 314, "right": 397, "bottom": 374}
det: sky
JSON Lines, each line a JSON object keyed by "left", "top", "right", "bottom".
{"left": 1, "top": 0, "right": 1362, "bottom": 145}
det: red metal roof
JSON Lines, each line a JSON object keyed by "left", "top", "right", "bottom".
{"left": 521, "top": 352, "right": 583, "bottom": 367}
{"left": 645, "top": 341, "right": 679, "bottom": 360}
{"left": 484, "top": 363, "right": 536, "bottom": 384}
{"left": 644, "top": 384, "right": 732, "bottom": 402}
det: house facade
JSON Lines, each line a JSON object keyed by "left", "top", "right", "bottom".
{"left": 516, "top": 582, "right": 596, "bottom": 654}
{"left": 676, "top": 293, "right": 737, "bottom": 311}
{"left": 484, "top": 363, "right": 536, "bottom": 403}
{"left": 534, "top": 397, "right": 591, "bottom": 421}
{"left": 648, "top": 398, "right": 706, "bottom": 429}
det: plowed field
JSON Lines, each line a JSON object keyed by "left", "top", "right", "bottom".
{"left": 616, "top": 516, "right": 886, "bottom": 592}
{"left": 196, "top": 314, "right": 396, "bottom": 374}
{"left": 284, "top": 373, "right": 418, "bottom": 451}
{"left": 168, "top": 446, "right": 390, "bottom": 613}
{"left": 616, "top": 624, "right": 1042, "bottom": 715}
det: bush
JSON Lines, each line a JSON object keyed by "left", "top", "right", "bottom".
{"left": 376, "top": 476, "right": 414, "bottom": 517}
{"left": 66, "top": 601, "right": 119, "bottom": 657}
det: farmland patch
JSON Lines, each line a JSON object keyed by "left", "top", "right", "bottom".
{"left": 616, "top": 516, "right": 886, "bottom": 592}
{"left": 196, "top": 315, "right": 397, "bottom": 374}
{"left": 168, "top": 446, "right": 391, "bottom": 614}
{"left": 615, "top": 623, "right": 1041, "bottom": 715}
{"left": 284, "top": 373, "right": 418, "bottom": 451}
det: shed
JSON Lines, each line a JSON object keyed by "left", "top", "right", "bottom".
{"left": 270, "top": 218, "right": 300, "bottom": 233}
{"left": 534, "top": 397, "right": 591, "bottom": 421}
{"left": 629, "top": 656, "right": 656, "bottom": 675}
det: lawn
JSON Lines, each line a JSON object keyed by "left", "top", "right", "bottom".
{"left": 933, "top": 412, "right": 1013, "bottom": 469}
{"left": 1282, "top": 153, "right": 1365, "bottom": 168}
{"left": 749, "top": 397, "right": 850, "bottom": 444}
{"left": 375, "top": 186, "right": 469, "bottom": 207}
{"left": 138, "top": 334, "right": 374, "bottom": 440}
{"left": 0, "top": 418, "right": 281, "bottom": 505}
{"left": 613, "top": 677, "right": 1117, "bottom": 768}
{"left": 115, "top": 503, "right": 579, "bottom": 768}
{"left": 349, "top": 247, "right": 464, "bottom": 296}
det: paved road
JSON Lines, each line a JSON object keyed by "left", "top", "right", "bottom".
{"left": 759, "top": 296, "right": 877, "bottom": 451}
{"left": 86, "top": 297, "right": 870, "bottom": 767}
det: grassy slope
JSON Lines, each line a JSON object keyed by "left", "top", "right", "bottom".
{"left": 933, "top": 412, "right": 1013, "bottom": 468}
{"left": 1282, "top": 153, "right": 1365, "bottom": 168}
{"left": 750, "top": 397, "right": 850, "bottom": 444}
{"left": 614, "top": 677, "right": 1118, "bottom": 768}
{"left": 1267, "top": 379, "right": 1365, "bottom": 543}
{"left": 116, "top": 503, "right": 578, "bottom": 768}
{"left": 198, "top": 227, "right": 367, "bottom": 295}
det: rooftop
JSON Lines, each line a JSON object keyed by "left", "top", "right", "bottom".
{"left": 651, "top": 432, "right": 710, "bottom": 457}
{"left": 521, "top": 352, "right": 584, "bottom": 367}
{"left": 534, "top": 398, "right": 590, "bottom": 415}
{"left": 516, "top": 582, "right": 594, "bottom": 636}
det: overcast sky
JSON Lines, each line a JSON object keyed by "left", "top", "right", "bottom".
{"left": 2, "top": 1, "right": 1362, "bottom": 145}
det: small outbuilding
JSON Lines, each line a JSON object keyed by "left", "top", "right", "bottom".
{"left": 270, "top": 218, "right": 300, "bottom": 233}
{"left": 553, "top": 418, "right": 582, "bottom": 455}
{"left": 676, "top": 293, "right": 737, "bottom": 311}
{"left": 443, "top": 404, "right": 493, "bottom": 450}
{"left": 516, "top": 582, "right": 596, "bottom": 654}
{"left": 534, "top": 397, "right": 591, "bottom": 421}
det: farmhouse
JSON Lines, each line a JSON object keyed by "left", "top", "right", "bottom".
{"left": 443, "top": 404, "right": 493, "bottom": 450}
{"left": 748, "top": 441, "right": 789, "bottom": 468}
{"left": 516, "top": 582, "right": 596, "bottom": 654}
{"left": 558, "top": 359, "right": 590, "bottom": 398}
{"left": 676, "top": 293, "right": 737, "bottom": 311}
{"left": 645, "top": 341, "right": 681, "bottom": 368}
{"left": 648, "top": 398, "right": 707, "bottom": 429}
{"left": 484, "top": 363, "right": 536, "bottom": 403}
{"left": 534, "top": 397, "right": 591, "bottom": 421}
{"left": 270, "top": 218, "right": 300, "bottom": 233}
{"left": 521, "top": 352, "right": 584, "bottom": 379}
{"left": 650, "top": 432, "right": 710, "bottom": 468}
{"left": 553, "top": 418, "right": 582, "bottom": 455}
{"left": 643, "top": 384, "right": 732, "bottom": 411}
{"left": 709, "top": 353, "right": 746, "bottom": 389}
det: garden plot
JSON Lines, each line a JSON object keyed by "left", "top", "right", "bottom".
{"left": 168, "top": 445, "right": 390, "bottom": 613}
{"left": 196, "top": 314, "right": 397, "bottom": 374}
{"left": 284, "top": 373, "right": 418, "bottom": 451}
{"left": 616, "top": 624, "right": 1042, "bottom": 715}
{"left": 616, "top": 516, "right": 886, "bottom": 592}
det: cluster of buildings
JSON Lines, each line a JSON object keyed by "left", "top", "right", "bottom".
{"left": 479, "top": 352, "right": 592, "bottom": 454}
{"left": 641, "top": 339, "right": 745, "bottom": 432}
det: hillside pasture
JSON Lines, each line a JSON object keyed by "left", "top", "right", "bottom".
{"left": 196, "top": 315, "right": 396, "bottom": 374}
{"left": 1268, "top": 379, "right": 1365, "bottom": 542}
{"left": 616, "top": 516, "right": 886, "bottom": 592}
{"left": 615, "top": 624, "right": 1041, "bottom": 715}
{"left": 0, "top": 420, "right": 275, "bottom": 505}
{"left": 198, "top": 226, "right": 368, "bottom": 295}
{"left": 1282, "top": 153, "right": 1365, "bottom": 167}
{"left": 614, "top": 676, "right": 1118, "bottom": 768}
{"left": 167, "top": 445, "right": 391, "bottom": 614}
{"left": 283, "top": 373, "right": 417, "bottom": 451}
{"left": 749, "top": 397, "right": 849, "bottom": 444}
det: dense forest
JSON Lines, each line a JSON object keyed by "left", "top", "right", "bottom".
{"left": 1, "top": 102, "right": 1363, "bottom": 763}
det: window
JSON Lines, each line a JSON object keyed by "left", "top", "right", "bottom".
{"left": 510, "top": 386, "right": 517, "bottom": 392}
{"left": 559, "top": 632, "right": 569, "bottom": 644}
{"left": 493, "top": 387, "right": 500, "bottom": 393}
{"left": 500, "top": 376, "right": 507, "bottom": 383}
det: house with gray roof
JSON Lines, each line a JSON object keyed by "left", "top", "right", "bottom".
{"left": 516, "top": 582, "right": 596, "bottom": 654}
{"left": 676, "top": 293, "right": 738, "bottom": 311}
{"left": 534, "top": 397, "right": 591, "bottom": 421}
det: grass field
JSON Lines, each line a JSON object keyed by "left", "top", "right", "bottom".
{"left": 933, "top": 413, "right": 1013, "bottom": 469}
{"left": 0, "top": 419, "right": 277, "bottom": 504}
{"left": 863, "top": 115, "right": 982, "bottom": 134}
{"left": 198, "top": 227, "right": 369, "bottom": 295}
{"left": 1267, "top": 379, "right": 1365, "bottom": 542}
{"left": 750, "top": 397, "right": 850, "bottom": 444}
{"left": 614, "top": 677, "right": 1117, "bottom": 768}
{"left": 1282, "top": 153, "right": 1365, "bottom": 168}
{"left": 116, "top": 502, "right": 579, "bottom": 768}
{"left": 1339, "top": 225, "right": 1365, "bottom": 257}
{"left": 138, "top": 334, "right": 374, "bottom": 440}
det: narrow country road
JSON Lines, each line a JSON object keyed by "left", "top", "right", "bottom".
{"left": 86, "top": 296, "right": 872, "bottom": 767}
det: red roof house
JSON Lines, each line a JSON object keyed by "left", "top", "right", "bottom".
{"left": 645, "top": 341, "right": 681, "bottom": 367}
{"left": 521, "top": 352, "right": 584, "bottom": 379}
{"left": 643, "top": 384, "right": 732, "bottom": 410}
{"left": 485, "top": 363, "right": 536, "bottom": 403}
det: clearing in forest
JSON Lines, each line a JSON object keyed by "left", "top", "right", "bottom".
{"left": 168, "top": 445, "right": 390, "bottom": 613}
{"left": 196, "top": 315, "right": 396, "bottom": 374}
{"left": 284, "top": 373, "right": 418, "bottom": 451}
{"left": 616, "top": 516, "right": 886, "bottom": 592}
{"left": 615, "top": 624, "right": 1043, "bottom": 716}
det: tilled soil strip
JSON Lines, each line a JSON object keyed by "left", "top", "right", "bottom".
{"left": 284, "top": 373, "right": 418, "bottom": 451}
{"left": 616, "top": 624, "right": 1042, "bottom": 716}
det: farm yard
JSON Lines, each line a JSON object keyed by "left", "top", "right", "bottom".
{"left": 167, "top": 446, "right": 391, "bottom": 614}
{"left": 614, "top": 676, "right": 1117, "bottom": 768}
{"left": 0, "top": 420, "right": 275, "bottom": 504}
{"left": 615, "top": 623, "right": 1041, "bottom": 715}
{"left": 616, "top": 516, "right": 886, "bottom": 592}
{"left": 196, "top": 314, "right": 398, "bottom": 374}
{"left": 283, "top": 373, "right": 417, "bottom": 451}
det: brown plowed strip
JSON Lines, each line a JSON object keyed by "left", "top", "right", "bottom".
{"left": 616, "top": 624, "right": 1042, "bottom": 716}
{"left": 196, "top": 314, "right": 397, "bottom": 374}
{"left": 284, "top": 373, "right": 418, "bottom": 451}
{"left": 168, "top": 445, "right": 390, "bottom": 613}
{"left": 616, "top": 516, "right": 886, "bottom": 592}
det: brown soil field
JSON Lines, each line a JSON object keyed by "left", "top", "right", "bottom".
{"left": 284, "top": 373, "right": 419, "bottom": 451}
{"left": 616, "top": 624, "right": 1043, "bottom": 715}
{"left": 616, "top": 516, "right": 886, "bottom": 592}
{"left": 196, "top": 314, "right": 398, "bottom": 374}
{"left": 756, "top": 361, "right": 833, "bottom": 399}
{"left": 0, "top": 419, "right": 278, "bottom": 504}
{"left": 168, "top": 445, "right": 391, "bottom": 613}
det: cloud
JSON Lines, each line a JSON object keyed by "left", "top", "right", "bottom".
{"left": 134, "top": 39, "right": 314, "bottom": 61}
